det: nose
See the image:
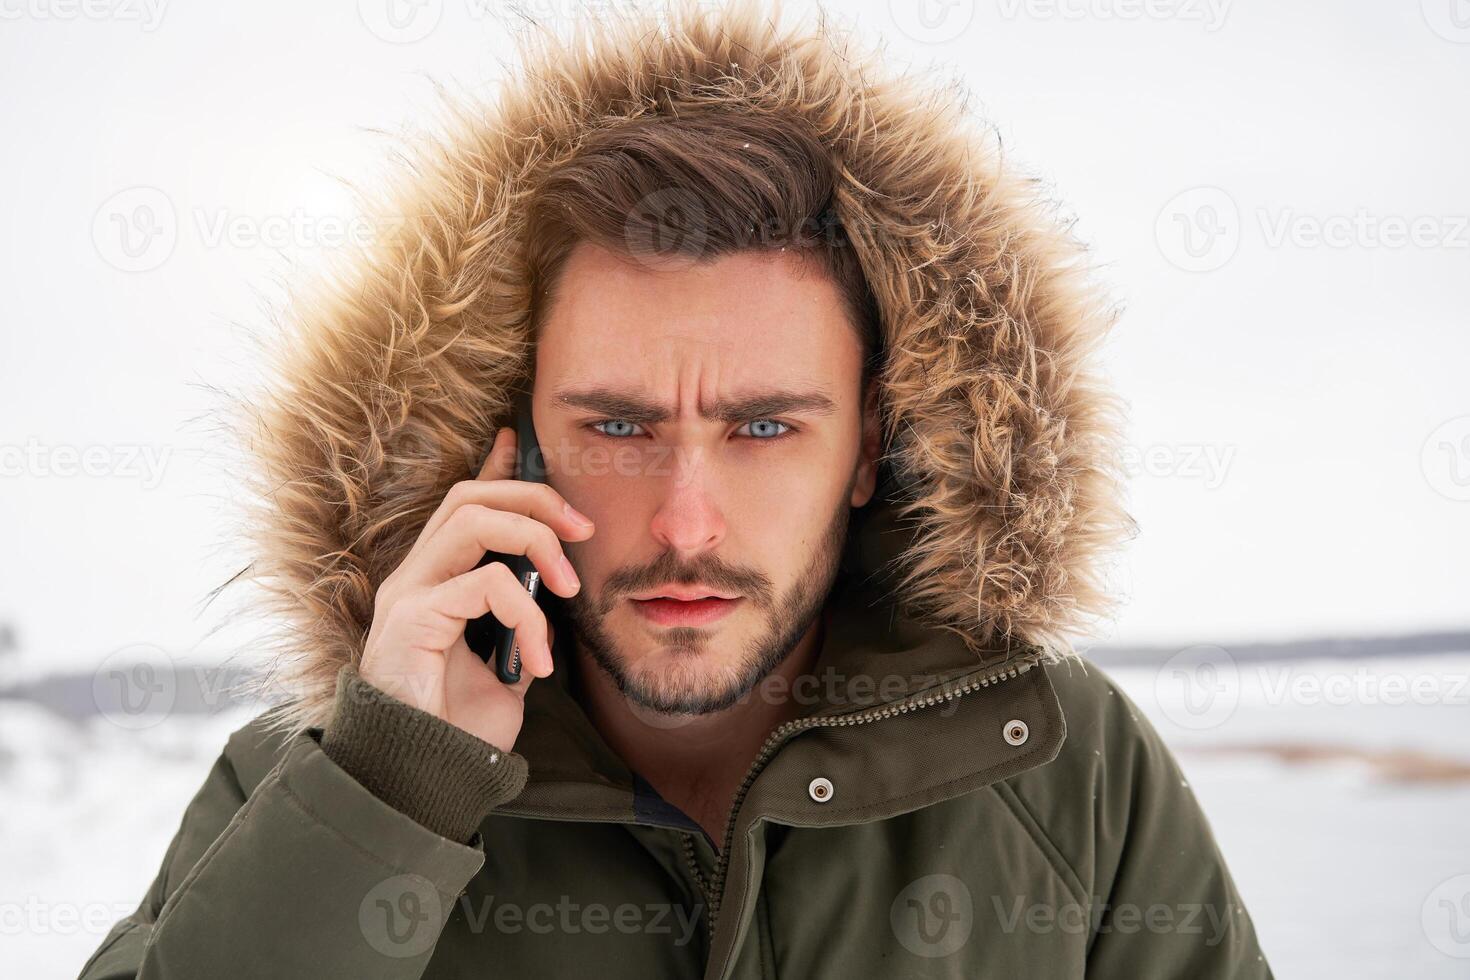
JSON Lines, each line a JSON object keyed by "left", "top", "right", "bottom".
{"left": 647, "top": 449, "right": 726, "bottom": 557}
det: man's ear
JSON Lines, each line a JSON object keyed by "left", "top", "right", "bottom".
{"left": 850, "top": 376, "right": 882, "bottom": 508}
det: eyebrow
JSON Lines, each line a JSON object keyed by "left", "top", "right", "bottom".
{"left": 551, "top": 385, "right": 838, "bottom": 423}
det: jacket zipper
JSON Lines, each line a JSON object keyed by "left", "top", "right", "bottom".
{"left": 684, "top": 655, "right": 1039, "bottom": 965}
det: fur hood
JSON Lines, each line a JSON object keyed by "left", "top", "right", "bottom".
{"left": 225, "top": 0, "right": 1134, "bottom": 728}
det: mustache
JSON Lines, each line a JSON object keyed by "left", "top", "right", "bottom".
{"left": 602, "top": 554, "right": 775, "bottom": 606}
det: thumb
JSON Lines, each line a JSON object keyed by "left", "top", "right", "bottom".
{"left": 479, "top": 425, "right": 517, "bottom": 481}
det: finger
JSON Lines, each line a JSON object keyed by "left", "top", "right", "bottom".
{"left": 428, "top": 561, "right": 554, "bottom": 677}
{"left": 444, "top": 634, "right": 538, "bottom": 705}
{"left": 401, "top": 503, "right": 582, "bottom": 596}
{"left": 408, "top": 479, "right": 593, "bottom": 569}
{"left": 480, "top": 423, "right": 517, "bottom": 481}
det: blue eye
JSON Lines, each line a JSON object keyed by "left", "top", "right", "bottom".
{"left": 592, "top": 420, "right": 644, "bottom": 438}
{"left": 741, "top": 419, "right": 791, "bottom": 439}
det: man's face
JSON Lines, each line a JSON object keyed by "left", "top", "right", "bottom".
{"left": 534, "top": 241, "right": 880, "bottom": 717}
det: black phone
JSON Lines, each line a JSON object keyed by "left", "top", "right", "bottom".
{"left": 463, "top": 390, "right": 547, "bottom": 683}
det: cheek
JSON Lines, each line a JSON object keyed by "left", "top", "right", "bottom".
{"left": 744, "top": 445, "right": 850, "bottom": 509}
{"left": 726, "top": 480, "right": 832, "bottom": 562}
{"left": 559, "top": 490, "right": 649, "bottom": 582}
{"left": 563, "top": 438, "right": 669, "bottom": 486}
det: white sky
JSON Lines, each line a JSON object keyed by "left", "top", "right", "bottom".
{"left": 1, "top": 0, "right": 1467, "bottom": 674}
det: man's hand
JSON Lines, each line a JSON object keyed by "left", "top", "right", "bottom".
{"left": 358, "top": 423, "right": 594, "bottom": 750}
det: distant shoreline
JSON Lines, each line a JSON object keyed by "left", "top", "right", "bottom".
{"left": 3, "top": 629, "right": 1468, "bottom": 721}
{"left": 1086, "top": 629, "right": 1470, "bottom": 665}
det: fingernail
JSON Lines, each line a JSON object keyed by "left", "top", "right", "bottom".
{"left": 559, "top": 555, "right": 580, "bottom": 588}
{"left": 564, "top": 502, "right": 593, "bottom": 527}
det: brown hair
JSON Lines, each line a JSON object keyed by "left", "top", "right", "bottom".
{"left": 524, "top": 110, "right": 882, "bottom": 384}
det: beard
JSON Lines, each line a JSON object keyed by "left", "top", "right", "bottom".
{"left": 562, "top": 484, "right": 856, "bottom": 717}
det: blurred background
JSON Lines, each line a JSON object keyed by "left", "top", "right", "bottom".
{"left": 2, "top": 0, "right": 1467, "bottom": 975}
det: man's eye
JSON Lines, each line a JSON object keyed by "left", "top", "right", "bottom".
{"left": 591, "top": 420, "right": 644, "bottom": 438}
{"left": 739, "top": 419, "right": 792, "bottom": 440}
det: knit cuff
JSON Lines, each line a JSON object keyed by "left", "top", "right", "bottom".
{"left": 320, "top": 663, "right": 530, "bottom": 843}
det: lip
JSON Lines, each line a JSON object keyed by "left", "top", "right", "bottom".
{"left": 630, "top": 585, "right": 740, "bottom": 601}
{"left": 630, "top": 596, "right": 741, "bottom": 627}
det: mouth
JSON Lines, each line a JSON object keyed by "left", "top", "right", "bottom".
{"left": 630, "top": 585, "right": 741, "bottom": 601}
{"left": 630, "top": 595, "right": 742, "bottom": 627}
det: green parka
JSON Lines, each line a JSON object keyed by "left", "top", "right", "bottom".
{"left": 78, "top": 541, "right": 1271, "bottom": 978}
{"left": 80, "top": 3, "right": 1272, "bottom": 977}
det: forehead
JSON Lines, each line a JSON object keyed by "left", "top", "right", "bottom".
{"left": 536, "top": 242, "right": 863, "bottom": 386}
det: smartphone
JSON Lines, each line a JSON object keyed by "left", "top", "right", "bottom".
{"left": 463, "top": 389, "right": 547, "bottom": 683}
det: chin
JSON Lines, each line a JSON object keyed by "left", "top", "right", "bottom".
{"left": 617, "top": 638, "right": 759, "bottom": 716}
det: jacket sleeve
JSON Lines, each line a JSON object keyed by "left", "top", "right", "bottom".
{"left": 77, "top": 670, "right": 528, "bottom": 980}
{"left": 1079, "top": 670, "right": 1273, "bottom": 979}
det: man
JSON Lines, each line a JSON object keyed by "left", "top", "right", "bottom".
{"left": 80, "top": 3, "right": 1273, "bottom": 978}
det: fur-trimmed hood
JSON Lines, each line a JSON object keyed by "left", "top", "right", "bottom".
{"left": 226, "top": 0, "right": 1134, "bottom": 728}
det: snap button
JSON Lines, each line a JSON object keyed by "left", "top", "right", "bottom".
{"left": 1003, "top": 719, "right": 1029, "bottom": 746}
{"left": 807, "top": 776, "right": 834, "bottom": 803}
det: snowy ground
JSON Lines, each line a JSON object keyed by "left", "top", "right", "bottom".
{"left": 3, "top": 653, "right": 1468, "bottom": 977}
{"left": 1, "top": 703, "right": 260, "bottom": 978}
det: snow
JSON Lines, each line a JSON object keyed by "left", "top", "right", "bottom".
{"left": 1, "top": 703, "right": 259, "bottom": 978}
